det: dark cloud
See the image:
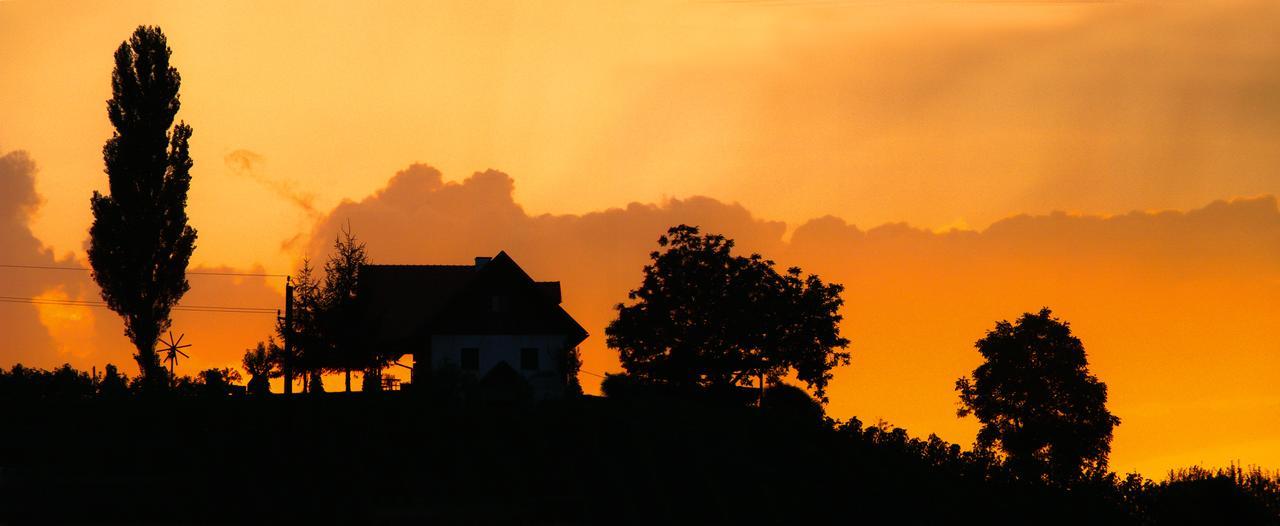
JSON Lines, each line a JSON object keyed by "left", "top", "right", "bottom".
{"left": 0, "top": 149, "right": 66, "bottom": 366}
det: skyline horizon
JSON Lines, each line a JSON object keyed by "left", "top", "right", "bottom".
{"left": 2, "top": 0, "right": 1278, "bottom": 487}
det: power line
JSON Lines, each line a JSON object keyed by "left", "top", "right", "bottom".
{"left": 0, "top": 299, "right": 277, "bottom": 315}
{"left": 0, "top": 263, "right": 287, "bottom": 278}
{"left": 0, "top": 298, "right": 275, "bottom": 314}
{"left": 0, "top": 296, "right": 277, "bottom": 315}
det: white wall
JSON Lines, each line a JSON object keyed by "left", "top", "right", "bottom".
{"left": 430, "top": 334, "right": 571, "bottom": 398}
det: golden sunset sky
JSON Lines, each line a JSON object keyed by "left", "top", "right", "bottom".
{"left": 0, "top": 0, "right": 1277, "bottom": 478}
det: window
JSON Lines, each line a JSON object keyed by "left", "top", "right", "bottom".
{"left": 521, "top": 348, "right": 540, "bottom": 371}
{"left": 461, "top": 348, "right": 479, "bottom": 370}
{"left": 491, "top": 295, "right": 510, "bottom": 313}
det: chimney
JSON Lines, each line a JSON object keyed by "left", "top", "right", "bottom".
{"left": 475, "top": 256, "right": 492, "bottom": 268}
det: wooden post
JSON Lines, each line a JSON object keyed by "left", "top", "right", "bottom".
{"left": 282, "top": 277, "right": 294, "bottom": 395}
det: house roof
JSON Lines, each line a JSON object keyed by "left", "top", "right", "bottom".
{"left": 358, "top": 252, "right": 588, "bottom": 352}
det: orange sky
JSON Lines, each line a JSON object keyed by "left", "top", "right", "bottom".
{"left": 0, "top": 0, "right": 1278, "bottom": 478}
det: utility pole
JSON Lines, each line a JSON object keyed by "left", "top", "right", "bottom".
{"left": 280, "top": 276, "right": 294, "bottom": 395}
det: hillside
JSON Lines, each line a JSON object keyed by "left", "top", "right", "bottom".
{"left": 0, "top": 393, "right": 1274, "bottom": 524}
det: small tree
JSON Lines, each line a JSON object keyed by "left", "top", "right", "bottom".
{"left": 88, "top": 25, "right": 197, "bottom": 387}
{"left": 559, "top": 346, "right": 584, "bottom": 397}
{"left": 606, "top": 225, "right": 850, "bottom": 402}
{"left": 956, "top": 308, "right": 1120, "bottom": 485}
{"left": 196, "top": 368, "right": 242, "bottom": 397}
{"left": 242, "top": 339, "right": 280, "bottom": 396}
{"left": 278, "top": 259, "right": 324, "bottom": 393}
{"left": 98, "top": 364, "right": 130, "bottom": 397}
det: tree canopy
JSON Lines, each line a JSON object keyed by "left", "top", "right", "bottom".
{"left": 88, "top": 25, "right": 197, "bottom": 385}
{"left": 272, "top": 226, "right": 376, "bottom": 393}
{"left": 606, "top": 225, "right": 850, "bottom": 402}
{"left": 242, "top": 340, "right": 280, "bottom": 396}
{"left": 956, "top": 308, "right": 1120, "bottom": 485}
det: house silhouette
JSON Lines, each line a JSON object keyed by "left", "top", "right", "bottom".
{"left": 358, "top": 251, "right": 588, "bottom": 399}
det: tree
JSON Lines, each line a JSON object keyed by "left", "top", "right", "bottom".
{"left": 88, "top": 26, "right": 197, "bottom": 386}
{"left": 242, "top": 339, "right": 280, "bottom": 396}
{"left": 196, "top": 368, "right": 242, "bottom": 397}
{"left": 606, "top": 225, "right": 850, "bottom": 402}
{"left": 98, "top": 364, "right": 130, "bottom": 398}
{"left": 559, "top": 346, "right": 584, "bottom": 397}
{"left": 956, "top": 308, "right": 1120, "bottom": 485}
{"left": 321, "top": 225, "right": 369, "bottom": 391}
{"left": 276, "top": 259, "right": 325, "bottom": 393}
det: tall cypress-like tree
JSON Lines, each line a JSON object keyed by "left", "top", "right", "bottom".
{"left": 89, "top": 26, "right": 197, "bottom": 385}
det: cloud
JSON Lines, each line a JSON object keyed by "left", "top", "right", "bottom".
{"left": 305, "top": 163, "right": 788, "bottom": 376}
{"left": 2, "top": 150, "right": 1276, "bottom": 475}
{"left": 224, "top": 149, "right": 319, "bottom": 217}
{"left": 0, "top": 148, "right": 282, "bottom": 375}
{"left": 0, "top": 149, "right": 65, "bottom": 366}
{"left": 305, "top": 164, "right": 1279, "bottom": 475}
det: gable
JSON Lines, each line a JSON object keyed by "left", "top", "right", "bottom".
{"left": 426, "top": 252, "right": 588, "bottom": 342}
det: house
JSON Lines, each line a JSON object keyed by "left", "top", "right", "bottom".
{"left": 357, "top": 252, "right": 588, "bottom": 399}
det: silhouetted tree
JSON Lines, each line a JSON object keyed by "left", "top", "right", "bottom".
{"left": 606, "top": 225, "right": 850, "bottom": 402}
{"left": 560, "top": 346, "right": 584, "bottom": 396}
{"left": 98, "top": 363, "right": 130, "bottom": 397}
{"left": 321, "top": 225, "right": 368, "bottom": 391}
{"left": 0, "top": 364, "right": 95, "bottom": 399}
{"left": 278, "top": 259, "right": 324, "bottom": 393}
{"left": 88, "top": 25, "right": 197, "bottom": 388}
{"left": 196, "top": 368, "right": 242, "bottom": 397}
{"left": 242, "top": 339, "right": 279, "bottom": 396}
{"left": 1146, "top": 465, "right": 1280, "bottom": 524}
{"left": 307, "top": 371, "right": 325, "bottom": 394}
{"left": 361, "top": 368, "right": 382, "bottom": 392}
{"left": 956, "top": 308, "right": 1120, "bottom": 486}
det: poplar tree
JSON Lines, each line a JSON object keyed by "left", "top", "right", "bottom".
{"left": 88, "top": 26, "right": 197, "bottom": 386}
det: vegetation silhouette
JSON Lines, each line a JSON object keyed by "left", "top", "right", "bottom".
{"left": 279, "top": 258, "right": 322, "bottom": 393}
{"left": 606, "top": 225, "right": 849, "bottom": 403}
{"left": 957, "top": 308, "right": 1120, "bottom": 486}
{"left": 265, "top": 226, "right": 381, "bottom": 394}
{"left": 88, "top": 25, "right": 198, "bottom": 391}
{"left": 2, "top": 359, "right": 1277, "bottom": 524}
{"left": 241, "top": 339, "right": 280, "bottom": 396}
{"left": 322, "top": 225, "right": 374, "bottom": 391}
{"left": 7, "top": 19, "right": 1276, "bottom": 524}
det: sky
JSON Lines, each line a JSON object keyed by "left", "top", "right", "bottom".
{"left": 0, "top": 0, "right": 1278, "bottom": 478}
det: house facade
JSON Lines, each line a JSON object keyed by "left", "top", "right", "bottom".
{"left": 357, "top": 252, "right": 588, "bottom": 399}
